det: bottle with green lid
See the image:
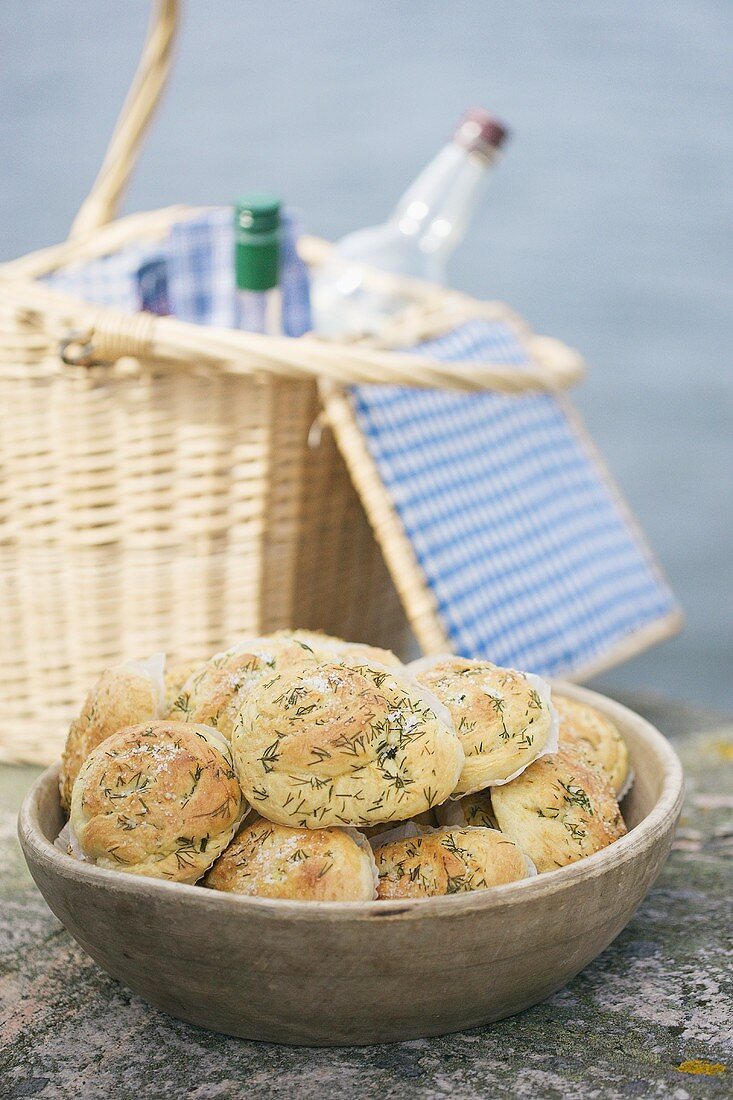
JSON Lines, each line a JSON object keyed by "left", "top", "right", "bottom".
{"left": 235, "top": 194, "right": 282, "bottom": 335}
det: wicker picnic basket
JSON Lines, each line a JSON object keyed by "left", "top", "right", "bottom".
{"left": 0, "top": 0, "right": 586, "bottom": 765}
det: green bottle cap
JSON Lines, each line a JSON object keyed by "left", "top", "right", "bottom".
{"left": 235, "top": 194, "right": 282, "bottom": 291}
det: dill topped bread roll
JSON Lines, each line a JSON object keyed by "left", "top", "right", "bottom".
{"left": 59, "top": 655, "right": 164, "bottom": 812}
{"left": 167, "top": 636, "right": 306, "bottom": 738}
{"left": 69, "top": 720, "right": 243, "bottom": 883}
{"left": 554, "top": 695, "right": 631, "bottom": 796}
{"left": 374, "top": 827, "right": 532, "bottom": 899}
{"left": 436, "top": 789, "right": 498, "bottom": 830}
{"left": 410, "top": 655, "right": 558, "bottom": 795}
{"left": 490, "top": 746, "right": 627, "bottom": 873}
{"left": 270, "top": 629, "right": 402, "bottom": 669}
{"left": 164, "top": 657, "right": 205, "bottom": 713}
{"left": 167, "top": 633, "right": 401, "bottom": 740}
{"left": 204, "top": 817, "right": 377, "bottom": 901}
{"left": 231, "top": 657, "right": 464, "bottom": 829}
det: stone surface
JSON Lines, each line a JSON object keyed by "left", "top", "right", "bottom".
{"left": 1, "top": 692, "right": 731, "bottom": 1099}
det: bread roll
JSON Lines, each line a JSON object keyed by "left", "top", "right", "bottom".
{"left": 59, "top": 654, "right": 164, "bottom": 812}
{"left": 490, "top": 747, "right": 626, "bottom": 873}
{"left": 411, "top": 655, "right": 557, "bottom": 794}
{"left": 167, "top": 636, "right": 306, "bottom": 739}
{"left": 232, "top": 656, "right": 464, "bottom": 828}
{"left": 204, "top": 817, "right": 377, "bottom": 901}
{"left": 555, "top": 695, "right": 630, "bottom": 796}
{"left": 164, "top": 657, "right": 205, "bottom": 713}
{"left": 374, "top": 826, "right": 531, "bottom": 899}
{"left": 69, "top": 720, "right": 243, "bottom": 883}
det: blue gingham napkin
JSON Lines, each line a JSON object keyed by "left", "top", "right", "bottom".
{"left": 45, "top": 213, "right": 677, "bottom": 677}
{"left": 45, "top": 207, "right": 312, "bottom": 337}
{"left": 44, "top": 239, "right": 164, "bottom": 311}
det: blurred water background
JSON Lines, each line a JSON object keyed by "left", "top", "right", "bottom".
{"left": 1, "top": 1, "right": 731, "bottom": 711}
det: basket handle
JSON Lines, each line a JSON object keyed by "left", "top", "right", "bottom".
{"left": 68, "top": 0, "right": 180, "bottom": 240}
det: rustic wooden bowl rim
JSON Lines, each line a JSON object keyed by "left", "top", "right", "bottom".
{"left": 19, "top": 681, "right": 684, "bottom": 922}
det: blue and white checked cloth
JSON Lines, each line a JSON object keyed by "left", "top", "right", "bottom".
{"left": 350, "top": 320, "right": 677, "bottom": 676}
{"left": 46, "top": 207, "right": 312, "bottom": 336}
{"left": 44, "top": 239, "right": 164, "bottom": 311}
{"left": 46, "top": 212, "right": 677, "bottom": 678}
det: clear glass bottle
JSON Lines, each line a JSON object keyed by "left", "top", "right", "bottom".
{"left": 312, "top": 109, "right": 509, "bottom": 337}
{"left": 235, "top": 194, "right": 282, "bottom": 335}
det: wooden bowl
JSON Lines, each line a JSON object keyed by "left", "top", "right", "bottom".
{"left": 18, "top": 682, "right": 683, "bottom": 1047}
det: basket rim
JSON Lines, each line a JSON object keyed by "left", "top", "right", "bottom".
{"left": 0, "top": 208, "right": 586, "bottom": 394}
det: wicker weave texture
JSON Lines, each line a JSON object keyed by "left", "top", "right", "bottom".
{"left": 0, "top": 361, "right": 411, "bottom": 764}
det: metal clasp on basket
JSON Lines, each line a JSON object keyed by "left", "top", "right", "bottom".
{"left": 59, "top": 329, "right": 98, "bottom": 367}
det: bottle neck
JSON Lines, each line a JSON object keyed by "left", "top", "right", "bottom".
{"left": 237, "top": 286, "right": 282, "bottom": 335}
{"left": 389, "top": 140, "right": 497, "bottom": 262}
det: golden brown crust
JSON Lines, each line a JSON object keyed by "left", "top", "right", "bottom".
{"left": 166, "top": 634, "right": 401, "bottom": 742}
{"left": 166, "top": 638, "right": 307, "bottom": 738}
{"left": 375, "top": 827, "right": 529, "bottom": 899}
{"left": 69, "top": 721, "right": 243, "bottom": 883}
{"left": 232, "top": 657, "right": 464, "bottom": 829}
{"left": 554, "top": 695, "right": 630, "bottom": 795}
{"left": 414, "top": 657, "right": 554, "bottom": 793}
{"left": 59, "top": 664, "right": 161, "bottom": 812}
{"left": 490, "top": 747, "right": 627, "bottom": 873}
{"left": 203, "top": 817, "right": 376, "bottom": 901}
